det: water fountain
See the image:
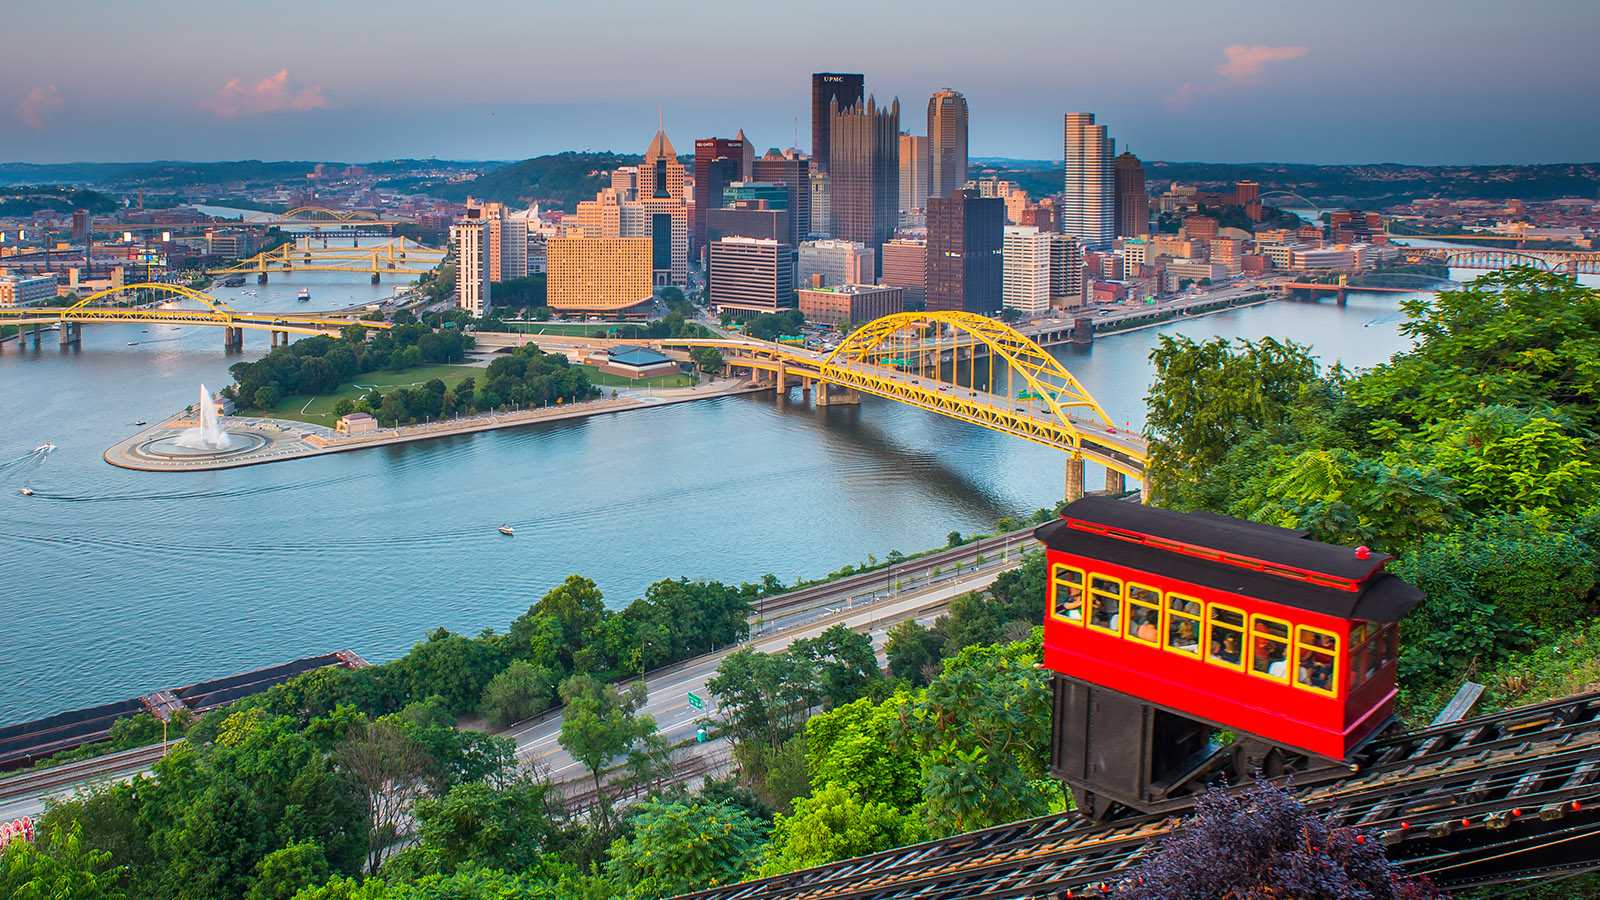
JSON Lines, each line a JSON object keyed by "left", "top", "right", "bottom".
{"left": 131, "top": 383, "right": 266, "bottom": 461}
{"left": 175, "top": 384, "right": 230, "bottom": 450}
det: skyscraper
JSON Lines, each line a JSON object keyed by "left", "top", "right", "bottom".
{"left": 693, "top": 136, "right": 746, "bottom": 258}
{"left": 1003, "top": 226, "right": 1052, "bottom": 316}
{"left": 1062, "top": 112, "right": 1115, "bottom": 249}
{"left": 926, "top": 89, "right": 969, "bottom": 200}
{"left": 638, "top": 128, "right": 686, "bottom": 200}
{"left": 1113, "top": 150, "right": 1148, "bottom": 238}
{"left": 897, "top": 133, "right": 929, "bottom": 215}
{"left": 926, "top": 189, "right": 1003, "bottom": 314}
{"left": 811, "top": 73, "right": 864, "bottom": 174}
{"left": 829, "top": 95, "right": 900, "bottom": 256}
{"left": 751, "top": 149, "right": 811, "bottom": 250}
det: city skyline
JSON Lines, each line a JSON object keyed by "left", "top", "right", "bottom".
{"left": 2, "top": 0, "right": 1596, "bottom": 165}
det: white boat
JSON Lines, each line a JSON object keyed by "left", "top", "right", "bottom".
{"left": 297, "top": 288, "right": 311, "bottom": 302}
{"left": 32, "top": 443, "right": 55, "bottom": 453}
{"left": 498, "top": 524, "right": 515, "bottom": 536}
{"left": 127, "top": 341, "right": 139, "bottom": 346}
{"left": 18, "top": 488, "right": 34, "bottom": 496}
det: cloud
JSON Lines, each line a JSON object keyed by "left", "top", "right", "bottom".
{"left": 1217, "top": 45, "right": 1309, "bottom": 82}
{"left": 204, "top": 70, "right": 329, "bottom": 118}
{"left": 1165, "top": 81, "right": 1208, "bottom": 110}
{"left": 18, "top": 85, "right": 63, "bottom": 130}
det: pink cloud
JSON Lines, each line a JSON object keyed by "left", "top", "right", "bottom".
{"left": 18, "top": 85, "right": 63, "bottom": 130}
{"left": 204, "top": 69, "right": 329, "bottom": 118}
{"left": 1216, "top": 45, "right": 1309, "bottom": 81}
{"left": 1165, "top": 81, "right": 1208, "bottom": 110}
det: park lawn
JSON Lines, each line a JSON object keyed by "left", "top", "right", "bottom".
{"left": 576, "top": 364, "right": 697, "bottom": 389}
{"left": 259, "top": 364, "right": 482, "bottom": 425}
{"left": 500, "top": 321, "right": 623, "bottom": 336}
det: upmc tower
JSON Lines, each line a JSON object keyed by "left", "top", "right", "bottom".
{"left": 812, "top": 73, "right": 864, "bottom": 174}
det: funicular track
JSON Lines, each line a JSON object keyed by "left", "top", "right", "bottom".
{"left": 682, "top": 692, "right": 1600, "bottom": 898}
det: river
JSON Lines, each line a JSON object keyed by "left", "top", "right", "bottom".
{"left": 0, "top": 263, "right": 1531, "bottom": 723}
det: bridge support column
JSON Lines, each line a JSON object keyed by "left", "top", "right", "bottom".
{"left": 59, "top": 322, "right": 81, "bottom": 348}
{"left": 30, "top": 325, "right": 40, "bottom": 347}
{"left": 774, "top": 363, "right": 787, "bottom": 396}
{"left": 815, "top": 383, "right": 860, "bottom": 407}
{"left": 1064, "top": 454, "right": 1085, "bottom": 503}
{"left": 1105, "top": 469, "right": 1126, "bottom": 495}
{"left": 370, "top": 273, "right": 380, "bottom": 285}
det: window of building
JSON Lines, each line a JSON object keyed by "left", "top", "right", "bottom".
{"left": 1166, "top": 595, "right": 1202, "bottom": 657}
{"left": 1295, "top": 626, "right": 1339, "bottom": 696}
{"left": 1088, "top": 575, "right": 1123, "bottom": 635}
{"left": 1050, "top": 564, "right": 1085, "bottom": 625}
{"left": 1127, "top": 584, "right": 1161, "bottom": 646}
{"left": 1207, "top": 605, "right": 1245, "bottom": 669}
{"left": 1249, "top": 616, "right": 1291, "bottom": 682}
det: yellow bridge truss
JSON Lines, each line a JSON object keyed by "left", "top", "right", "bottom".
{"left": 280, "top": 207, "right": 384, "bottom": 222}
{"left": 668, "top": 311, "right": 1147, "bottom": 479}
{"left": 208, "top": 238, "right": 445, "bottom": 276}
{"left": 0, "top": 282, "right": 391, "bottom": 336}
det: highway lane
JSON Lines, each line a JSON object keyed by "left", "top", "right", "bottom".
{"left": 512, "top": 564, "right": 1008, "bottom": 785}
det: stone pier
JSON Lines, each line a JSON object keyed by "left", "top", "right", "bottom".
{"left": 1064, "top": 454, "right": 1085, "bottom": 502}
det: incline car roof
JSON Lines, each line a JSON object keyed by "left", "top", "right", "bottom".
{"left": 1034, "top": 497, "right": 1423, "bottom": 622}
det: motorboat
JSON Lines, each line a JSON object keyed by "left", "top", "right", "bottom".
{"left": 498, "top": 524, "right": 515, "bottom": 537}
{"left": 297, "top": 288, "right": 311, "bottom": 302}
{"left": 127, "top": 341, "right": 139, "bottom": 346}
{"left": 32, "top": 443, "right": 55, "bottom": 453}
{"left": 18, "top": 488, "right": 34, "bottom": 497}
{"left": 132, "top": 420, "right": 147, "bottom": 426}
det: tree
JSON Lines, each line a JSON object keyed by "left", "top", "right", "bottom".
{"left": 245, "top": 841, "right": 330, "bottom": 900}
{"left": 690, "top": 346, "right": 724, "bottom": 374}
{"left": 902, "top": 634, "right": 1054, "bottom": 836}
{"left": 884, "top": 620, "right": 944, "bottom": 685}
{"left": 336, "top": 718, "right": 431, "bottom": 873}
{"left": 707, "top": 648, "right": 815, "bottom": 756}
{"left": 603, "top": 800, "right": 767, "bottom": 898}
{"left": 556, "top": 675, "right": 659, "bottom": 829}
{"left": 0, "top": 822, "right": 127, "bottom": 900}
{"left": 478, "top": 660, "right": 555, "bottom": 728}
{"left": 758, "top": 783, "right": 911, "bottom": 877}
{"left": 406, "top": 778, "right": 560, "bottom": 875}
{"left": 1119, "top": 781, "right": 1442, "bottom": 899}
{"left": 789, "top": 624, "right": 878, "bottom": 708}
{"left": 804, "top": 694, "right": 922, "bottom": 809}
{"left": 253, "top": 384, "right": 282, "bottom": 409}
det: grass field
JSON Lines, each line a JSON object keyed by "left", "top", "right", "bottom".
{"left": 259, "top": 364, "right": 481, "bottom": 425}
{"left": 499, "top": 321, "right": 625, "bottom": 336}
{"left": 576, "top": 364, "right": 697, "bottom": 388}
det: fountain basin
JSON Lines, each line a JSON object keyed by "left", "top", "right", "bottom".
{"left": 138, "top": 431, "right": 267, "bottom": 459}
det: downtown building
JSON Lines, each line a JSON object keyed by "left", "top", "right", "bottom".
{"left": 572, "top": 129, "right": 689, "bottom": 289}
{"left": 707, "top": 236, "right": 794, "bottom": 315}
{"left": 926, "top": 89, "right": 969, "bottom": 200}
{"left": 1003, "top": 226, "right": 1052, "bottom": 316}
{"left": 926, "top": 188, "right": 1003, "bottom": 314}
{"left": 1114, "top": 151, "right": 1149, "bottom": 238}
{"left": 693, "top": 135, "right": 748, "bottom": 260}
{"left": 751, "top": 149, "right": 812, "bottom": 250}
{"left": 880, "top": 238, "right": 927, "bottom": 309}
{"left": 451, "top": 214, "right": 492, "bottom": 316}
{"left": 1063, "top": 112, "right": 1116, "bottom": 250}
{"left": 547, "top": 235, "right": 654, "bottom": 313}
{"left": 798, "top": 238, "right": 876, "bottom": 288}
{"left": 811, "top": 72, "right": 864, "bottom": 174}
{"left": 898, "top": 133, "right": 929, "bottom": 222}
{"left": 829, "top": 95, "right": 900, "bottom": 256}
{"left": 797, "top": 283, "right": 904, "bottom": 328}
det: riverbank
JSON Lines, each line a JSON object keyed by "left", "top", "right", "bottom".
{"left": 103, "top": 378, "right": 767, "bottom": 472}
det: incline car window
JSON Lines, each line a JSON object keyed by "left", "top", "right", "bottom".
{"left": 1050, "top": 564, "right": 1085, "bottom": 624}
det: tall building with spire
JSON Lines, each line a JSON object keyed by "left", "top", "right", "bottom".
{"left": 926, "top": 89, "right": 969, "bottom": 200}
{"left": 811, "top": 73, "right": 864, "bottom": 174}
{"left": 1114, "top": 150, "right": 1148, "bottom": 238}
{"left": 638, "top": 126, "right": 686, "bottom": 200}
{"left": 829, "top": 95, "right": 900, "bottom": 255}
{"left": 1062, "top": 112, "right": 1115, "bottom": 249}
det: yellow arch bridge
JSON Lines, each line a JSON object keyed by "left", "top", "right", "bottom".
{"left": 209, "top": 238, "right": 445, "bottom": 279}
{"left": 0, "top": 283, "right": 391, "bottom": 352}
{"left": 661, "top": 311, "right": 1148, "bottom": 494}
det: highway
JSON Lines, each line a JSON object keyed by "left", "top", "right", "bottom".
{"left": 0, "top": 531, "right": 1033, "bottom": 818}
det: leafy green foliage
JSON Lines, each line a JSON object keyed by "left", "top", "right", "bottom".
{"left": 757, "top": 784, "right": 910, "bottom": 877}
{"left": 478, "top": 660, "right": 555, "bottom": 728}
{"left": 601, "top": 800, "right": 767, "bottom": 898}
{"left": 1, "top": 822, "right": 127, "bottom": 900}
{"left": 228, "top": 325, "right": 469, "bottom": 411}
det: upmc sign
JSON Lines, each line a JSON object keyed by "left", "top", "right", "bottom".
{"left": 0, "top": 815, "right": 35, "bottom": 848}
{"left": 822, "top": 75, "right": 846, "bottom": 83}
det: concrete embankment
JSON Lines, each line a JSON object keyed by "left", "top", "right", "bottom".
{"left": 104, "top": 380, "right": 766, "bottom": 472}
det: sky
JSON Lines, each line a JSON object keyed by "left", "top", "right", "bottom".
{"left": 2, "top": 0, "right": 1596, "bottom": 166}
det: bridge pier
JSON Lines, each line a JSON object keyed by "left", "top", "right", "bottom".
{"left": 257, "top": 272, "right": 268, "bottom": 284}
{"left": 223, "top": 327, "right": 244, "bottom": 352}
{"left": 1105, "top": 469, "right": 1126, "bottom": 495}
{"left": 1070, "top": 317, "right": 1094, "bottom": 345}
{"left": 370, "top": 273, "right": 380, "bottom": 285}
{"left": 774, "top": 363, "right": 787, "bottom": 395}
{"left": 1064, "top": 454, "right": 1085, "bottom": 502}
{"left": 815, "top": 383, "right": 860, "bottom": 406}
{"left": 30, "top": 325, "right": 40, "bottom": 348}
{"left": 58, "top": 322, "right": 81, "bottom": 348}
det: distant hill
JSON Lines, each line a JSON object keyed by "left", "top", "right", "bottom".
{"left": 423, "top": 152, "right": 644, "bottom": 211}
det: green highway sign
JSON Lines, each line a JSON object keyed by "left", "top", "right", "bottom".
{"left": 687, "top": 691, "right": 705, "bottom": 710}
